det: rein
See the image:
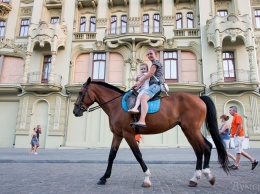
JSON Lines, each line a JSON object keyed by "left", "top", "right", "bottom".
{"left": 76, "top": 84, "right": 131, "bottom": 113}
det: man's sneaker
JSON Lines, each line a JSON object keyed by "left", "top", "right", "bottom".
{"left": 252, "top": 160, "right": 258, "bottom": 170}
{"left": 228, "top": 164, "right": 239, "bottom": 170}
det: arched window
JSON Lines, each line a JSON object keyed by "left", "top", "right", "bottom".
{"left": 90, "top": 17, "right": 96, "bottom": 32}
{"left": 187, "top": 12, "right": 194, "bottom": 28}
{"left": 79, "top": 17, "right": 86, "bottom": 32}
{"left": 121, "top": 15, "right": 127, "bottom": 34}
{"left": 164, "top": 51, "right": 178, "bottom": 82}
{"left": 93, "top": 53, "right": 106, "bottom": 81}
{"left": 110, "top": 16, "right": 117, "bottom": 34}
{"left": 176, "top": 13, "right": 182, "bottom": 29}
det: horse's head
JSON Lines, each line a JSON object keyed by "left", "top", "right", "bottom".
{"left": 73, "top": 77, "right": 95, "bottom": 117}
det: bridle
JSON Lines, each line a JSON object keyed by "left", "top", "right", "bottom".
{"left": 74, "top": 83, "right": 130, "bottom": 113}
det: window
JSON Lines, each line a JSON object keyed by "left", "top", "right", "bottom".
{"left": 187, "top": 12, "right": 194, "bottom": 28}
{"left": 176, "top": 13, "right": 182, "bottom": 29}
{"left": 50, "top": 17, "right": 59, "bottom": 24}
{"left": 121, "top": 15, "right": 127, "bottom": 34}
{"left": 255, "top": 10, "right": 260, "bottom": 28}
{"left": 93, "top": 53, "right": 106, "bottom": 80}
{"left": 153, "top": 14, "right": 160, "bottom": 32}
{"left": 164, "top": 51, "right": 178, "bottom": 82}
{"left": 110, "top": 16, "right": 117, "bottom": 34}
{"left": 2, "top": 0, "right": 9, "bottom": 3}
{"left": 0, "top": 20, "right": 6, "bottom": 36}
{"left": 223, "top": 52, "right": 235, "bottom": 82}
{"left": 79, "top": 17, "right": 86, "bottom": 32}
{"left": 143, "top": 14, "right": 149, "bottom": 33}
{"left": 90, "top": 17, "right": 96, "bottom": 32}
{"left": 42, "top": 56, "right": 52, "bottom": 83}
{"left": 217, "top": 10, "right": 228, "bottom": 16}
{"left": 19, "top": 19, "right": 30, "bottom": 36}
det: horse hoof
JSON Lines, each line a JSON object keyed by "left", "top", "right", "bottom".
{"left": 209, "top": 176, "right": 215, "bottom": 185}
{"left": 142, "top": 181, "right": 152, "bottom": 187}
{"left": 97, "top": 179, "right": 106, "bottom": 185}
{"left": 188, "top": 181, "right": 198, "bottom": 187}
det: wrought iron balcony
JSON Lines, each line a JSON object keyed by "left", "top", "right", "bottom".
{"left": 210, "top": 69, "right": 258, "bottom": 93}
{"left": 21, "top": 71, "right": 62, "bottom": 93}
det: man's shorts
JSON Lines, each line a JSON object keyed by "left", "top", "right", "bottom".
{"left": 234, "top": 136, "right": 244, "bottom": 153}
{"left": 144, "top": 84, "right": 161, "bottom": 99}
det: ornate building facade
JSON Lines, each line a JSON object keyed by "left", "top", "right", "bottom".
{"left": 0, "top": 0, "right": 259, "bottom": 148}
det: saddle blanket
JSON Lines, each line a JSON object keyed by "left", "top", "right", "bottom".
{"left": 121, "top": 91, "right": 160, "bottom": 114}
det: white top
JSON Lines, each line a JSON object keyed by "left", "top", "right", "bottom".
{"left": 138, "top": 73, "right": 150, "bottom": 93}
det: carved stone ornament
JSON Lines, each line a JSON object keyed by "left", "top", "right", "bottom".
{"left": 20, "top": 0, "right": 34, "bottom": 4}
{"left": 95, "top": 41, "right": 104, "bottom": 50}
{"left": 20, "top": 7, "right": 32, "bottom": 16}
{"left": 166, "top": 38, "right": 174, "bottom": 48}
{"left": 0, "top": 38, "right": 27, "bottom": 53}
{"left": 96, "top": 18, "right": 107, "bottom": 27}
{"left": 251, "top": 0, "right": 260, "bottom": 6}
{"left": 128, "top": 17, "right": 140, "bottom": 26}
{"left": 162, "top": 16, "right": 174, "bottom": 26}
{"left": 0, "top": 3, "right": 12, "bottom": 19}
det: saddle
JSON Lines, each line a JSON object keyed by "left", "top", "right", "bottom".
{"left": 122, "top": 90, "right": 161, "bottom": 114}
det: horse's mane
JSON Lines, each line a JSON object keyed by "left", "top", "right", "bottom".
{"left": 90, "top": 81, "right": 125, "bottom": 94}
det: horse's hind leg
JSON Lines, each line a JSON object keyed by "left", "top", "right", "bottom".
{"left": 202, "top": 136, "right": 215, "bottom": 185}
{"left": 124, "top": 132, "right": 151, "bottom": 187}
{"left": 97, "top": 134, "right": 123, "bottom": 185}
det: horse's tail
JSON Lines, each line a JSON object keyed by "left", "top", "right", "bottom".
{"left": 200, "top": 96, "right": 229, "bottom": 174}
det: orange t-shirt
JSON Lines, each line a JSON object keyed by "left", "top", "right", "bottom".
{"left": 231, "top": 113, "right": 244, "bottom": 137}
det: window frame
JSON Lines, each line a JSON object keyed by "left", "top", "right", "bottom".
{"left": 121, "top": 15, "right": 127, "bottom": 34}
{"left": 0, "top": 20, "right": 6, "bottom": 36}
{"left": 42, "top": 55, "right": 52, "bottom": 83}
{"left": 187, "top": 12, "right": 194, "bottom": 28}
{"left": 176, "top": 13, "right": 182, "bottom": 29}
{"left": 110, "top": 15, "right": 117, "bottom": 34}
{"left": 163, "top": 51, "right": 178, "bottom": 82}
{"left": 19, "top": 19, "right": 30, "bottom": 37}
{"left": 92, "top": 53, "right": 106, "bottom": 81}
{"left": 222, "top": 51, "right": 236, "bottom": 82}
{"left": 153, "top": 14, "right": 160, "bottom": 33}
{"left": 143, "top": 14, "right": 149, "bottom": 33}
{"left": 255, "top": 9, "right": 260, "bottom": 28}
{"left": 50, "top": 17, "right": 59, "bottom": 24}
{"left": 89, "top": 16, "right": 96, "bottom": 32}
{"left": 79, "top": 17, "right": 86, "bottom": 32}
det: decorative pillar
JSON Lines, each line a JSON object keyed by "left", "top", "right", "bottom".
{"left": 246, "top": 46, "right": 257, "bottom": 82}
{"left": 49, "top": 51, "right": 57, "bottom": 83}
{"left": 22, "top": 51, "right": 32, "bottom": 83}
{"left": 215, "top": 47, "right": 224, "bottom": 82}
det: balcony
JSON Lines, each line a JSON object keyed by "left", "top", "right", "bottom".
{"left": 77, "top": 0, "right": 97, "bottom": 8}
{"left": 21, "top": 72, "right": 62, "bottom": 93}
{"left": 104, "top": 25, "right": 165, "bottom": 44}
{"left": 0, "top": 1, "right": 12, "bottom": 19}
{"left": 167, "top": 82, "right": 205, "bottom": 94}
{"left": 73, "top": 32, "right": 96, "bottom": 42}
{"left": 45, "top": 0, "right": 62, "bottom": 9}
{"left": 206, "top": 14, "right": 252, "bottom": 47}
{"left": 173, "top": 28, "right": 200, "bottom": 38}
{"left": 108, "top": 0, "right": 128, "bottom": 7}
{"left": 0, "top": 75, "right": 22, "bottom": 94}
{"left": 210, "top": 69, "right": 259, "bottom": 93}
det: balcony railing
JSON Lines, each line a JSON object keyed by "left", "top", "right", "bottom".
{"left": 27, "top": 72, "right": 62, "bottom": 85}
{"left": 73, "top": 32, "right": 96, "bottom": 41}
{"left": 210, "top": 69, "right": 251, "bottom": 84}
{"left": 173, "top": 28, "right": 200, "bottom": 37}
{"left": 105, "top": 25, "right": 164, "bottom": 36}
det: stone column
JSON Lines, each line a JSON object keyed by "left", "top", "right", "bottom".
{"left": 215, "top": 47, "right": 224, "bottom": 82}
{"left": 22, "top": 52, "right": 32, "bottom": 83}
{"left": 49, "top": 51, "right": 57, "bottom": 83}
{"left": 246, "top": 46, "right": 258, "bottom": 82}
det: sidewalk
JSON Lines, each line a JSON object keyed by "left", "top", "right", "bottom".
{"left": 1, "top": 147, "right": 260, "bottom": 164}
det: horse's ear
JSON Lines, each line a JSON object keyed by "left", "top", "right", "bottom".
{"left": 86, "top": 77, "right": 91, "bottom": 85}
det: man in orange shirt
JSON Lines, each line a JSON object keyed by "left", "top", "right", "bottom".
{"left": 228, "top": 106, "right": 258, "bottom": 170}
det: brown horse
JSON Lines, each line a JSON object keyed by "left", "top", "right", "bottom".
{"left": 73, "top": 77, "right": 229, "bottom": 187}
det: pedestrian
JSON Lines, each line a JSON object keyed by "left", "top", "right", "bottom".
{"left": 219, "top": 114, "right": 236, "bottom": 161}
{"left": 128, "top": 63, "right": 150, "bottom": 114}
{"left": 29, "top": 128, "right": 38, "bottom": 155}
{"left": 228, "top": 106, "right": 258, "bottom": 170}
{"left": 130, "top": 48, "right": 163, "bottom": 128}
{"left": 35, "top": 125, "right": 42, "bottom": 151}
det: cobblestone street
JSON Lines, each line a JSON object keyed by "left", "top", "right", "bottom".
{"left": 1, "top": 163, "right": 259, "bottom": 194}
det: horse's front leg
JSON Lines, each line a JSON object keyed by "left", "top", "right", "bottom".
{"left": 97, "top": 134, "right": 122, "bottom": 185}
{"left": 124, "top": 131, "right": 151, "bottom": 187}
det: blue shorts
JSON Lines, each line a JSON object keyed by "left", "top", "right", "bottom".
{"left": 144, "top": 84, "right": 161, "bottom": 99}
